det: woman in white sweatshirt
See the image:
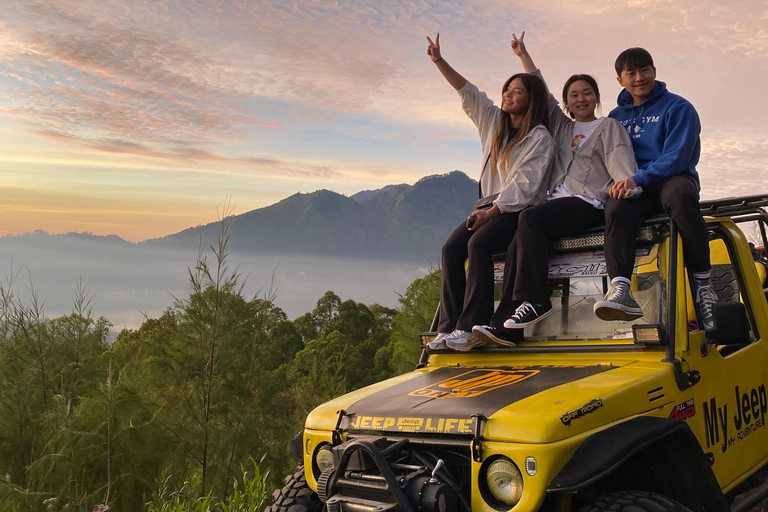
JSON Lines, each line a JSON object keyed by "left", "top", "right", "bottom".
{"left": 425, "top": 33, "right": 554, "bottom": 351}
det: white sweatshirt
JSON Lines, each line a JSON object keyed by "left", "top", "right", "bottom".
{"left": 458, "top": 80, "right": 554, "bottom": 213}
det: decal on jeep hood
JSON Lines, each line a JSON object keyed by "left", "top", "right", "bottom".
{"left": 561, "top": 398, "right": 604, "bottom": 427}
{"left": 345, "top": 365, "right": 613, "bottom": 434}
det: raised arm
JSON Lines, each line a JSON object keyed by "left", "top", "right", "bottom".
{"left": 511, "top": 32, "right": 537, "bottom": 74}
{"left": 512, "top": 31, "right": 569, "bottom": 135}
{"left": 427, "top": 33, "right": 467, "bottom": 91}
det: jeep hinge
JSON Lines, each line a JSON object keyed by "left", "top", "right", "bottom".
{"left": 471, "top": 414, "right": 487, "bottom": 462}
{"left": 333, "top": 409, "right": 348, "bottom": 445}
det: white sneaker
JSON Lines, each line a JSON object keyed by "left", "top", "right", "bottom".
{"left": 427, "top": 332, "right": 451, "bottom": 350}
{"left": 444, "top": 330, "right": 486, "bottom": 352}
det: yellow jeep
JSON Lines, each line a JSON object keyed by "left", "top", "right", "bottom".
{"left": 267, "top": 195, "right": 768, "bottom": 512}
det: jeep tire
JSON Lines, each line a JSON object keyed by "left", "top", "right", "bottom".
{"left": 577, "top": 490, "right": 693, "bottom": 512}
{"left": 265, "top": 466, "right": 323, "bottom": 512}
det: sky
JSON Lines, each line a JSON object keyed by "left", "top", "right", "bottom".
{"left": 1, "top": 0, "right": 768, "bottom": 242}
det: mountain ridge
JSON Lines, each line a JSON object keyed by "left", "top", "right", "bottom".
{"left": 140, "top": 170, "right": 477, "bottom": 260}
{"left": 3, "top": 171, "right": 479, "bottom": 262}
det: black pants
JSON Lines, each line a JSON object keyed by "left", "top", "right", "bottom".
{"left": 490, "top": 198, "right": 605, "bottom": 327}
{"left": 604, "top": 175, "right": 710, "bottom": 279}
{"left": 437, "top": 212, "right": 520, "bottom": 333}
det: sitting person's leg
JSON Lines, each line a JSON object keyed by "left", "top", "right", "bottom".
{"left": 659, "top": 176, "right": 716, "bottom": 329}
{"left": 596, "top": 189, "right": 660, "bottom": 320}
{"left": 505, "top": 197, "right": 605, "bottom": 328}
{"left": 455, "top": 212, "right": 520, "bottom": 331}
{"left": 436, "top": 222, "right": 474, "bottom": 335}
{"left": 474, "top": 199, "right": 604, "bottom": 345}
{"left": 489, "top": 234, "right": 520, "bottom": 329}
{"left": 472, "top": 232, "right": 522, "bottom": 347}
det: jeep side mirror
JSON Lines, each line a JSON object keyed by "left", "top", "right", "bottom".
{"left": 705, "top": 302, "right": 750, "bottom": 345}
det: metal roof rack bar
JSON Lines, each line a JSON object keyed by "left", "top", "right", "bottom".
{"left": 699, "top": 194, "right": 768, "bottom": 218}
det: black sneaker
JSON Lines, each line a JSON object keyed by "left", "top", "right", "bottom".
{"left": 503, "top": 302, "right": 553, "bottom": 329}
{"left": 472, "top": 325, "right": 521, "bottom": 347}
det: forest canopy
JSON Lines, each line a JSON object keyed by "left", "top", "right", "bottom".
{"left": 0, "top": 227, "right": 440, "bottom": 512}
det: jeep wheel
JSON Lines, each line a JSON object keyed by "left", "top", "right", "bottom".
{"left": 265, "top": 466, "right": 323, "bottom": 512}
{"left": 578, "top": 490, "right": 692, "bottom": 512}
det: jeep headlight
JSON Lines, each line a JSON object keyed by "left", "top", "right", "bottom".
{"left": 314, "top": 445, "right": 334, "bottom": 474}
{"left": 485, "top": 457, "right": 523, "bottom": 507}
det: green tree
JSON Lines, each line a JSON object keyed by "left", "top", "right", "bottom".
{"left": 288, "top": 295, "right": 396, "bottom": 421}
{"left": 122, "top": 212, "right": 294, "bottom": 499}
{"left": 49, "top": 279, "right": 111, "bottom": 405}
{"left": 388, "top": 269, "right": 441, "bottom": 374}
{"left": 24, "top": 364, "right": 161, "bottom": 512}
{"left": 0, "top": 270, "right": 157, "bottom": 512}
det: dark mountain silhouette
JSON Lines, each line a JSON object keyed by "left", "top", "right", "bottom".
{"left": 350, "top": 183, "right": 412, "bottom": 203}
{"left": 143, "top": 170, "right": 478, "bottom": 260}
{"left": 1, "top": 231, "right": 133, "bottom": 250}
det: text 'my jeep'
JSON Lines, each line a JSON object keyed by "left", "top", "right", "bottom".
{"left": 267, "top": 195, "right": 768, "bottom": 512}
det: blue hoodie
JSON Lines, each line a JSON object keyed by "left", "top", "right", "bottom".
{"left": 608, "top": 81, "right": 701, "bottom": 190}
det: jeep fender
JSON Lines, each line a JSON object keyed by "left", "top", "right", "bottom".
{"left": 290, "top": 429, "right": 305, "bottom": 464}
{"left": 547, "top": 416, "right": 729, "bottom": 512}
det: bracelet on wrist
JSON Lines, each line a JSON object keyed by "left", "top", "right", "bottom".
{"left": 433, "top": 58, "right": 443, "bottom": 63}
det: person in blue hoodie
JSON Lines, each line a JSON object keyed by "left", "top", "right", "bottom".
{"left": 593, "top": 47, "right": 717, "bottom": 330}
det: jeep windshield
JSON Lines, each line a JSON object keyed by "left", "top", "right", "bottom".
{"left": 514, "top": 279, "right": 663, "bottom": 343}
{"left": 506, "top": 238, "right": 663, "bottom": 343}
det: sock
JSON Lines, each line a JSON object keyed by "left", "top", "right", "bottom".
{"left": 693, "top": 271, "right": 711, "bottom": 288}
{"left": 611, "top": 276, "right": 631, "bottom": 286}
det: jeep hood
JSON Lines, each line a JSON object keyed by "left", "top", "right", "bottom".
{"left": 305, "top": 362, "right": 676, "bottom": 443}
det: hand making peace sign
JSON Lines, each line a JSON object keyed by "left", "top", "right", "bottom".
{"left": 426, "top": 33, "right": 442, "bottom": 62}
{"left": 510, "top": 31, "right": 527, "bottom": 57}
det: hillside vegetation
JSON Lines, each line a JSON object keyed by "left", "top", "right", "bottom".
{"left": 0, "top": 223, "right": 440, "bottom": 511}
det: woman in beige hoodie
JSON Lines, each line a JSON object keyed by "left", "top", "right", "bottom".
{"left": 425, "top": 33, "right": 554, "bottom": 352}
{"left": 473, "top": 32, "right": 638, "bottom": 347}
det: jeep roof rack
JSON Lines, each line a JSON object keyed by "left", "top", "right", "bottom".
{"left": 699, "top": 194, "right": 768, "bottom": 219}
{"left": 548, "top": 194, "right": 768, "bottom": 254}
{"left": 699, "top": 194, "right": 768, "bottom": 249}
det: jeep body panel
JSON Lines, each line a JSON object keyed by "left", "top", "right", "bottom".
{"left": 687, "top": 333, "right": 768, "bottom": 492}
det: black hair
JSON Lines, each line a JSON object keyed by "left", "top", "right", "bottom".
{"left": 491, "top": 73, "right": 550, "bottom": 170}
{"left": 561, "top": 74, "right": 601, "bottom": 119}
{"left": 614, "top": 47, "right": 654, "bottom": 76}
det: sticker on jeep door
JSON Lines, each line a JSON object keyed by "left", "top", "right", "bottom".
{"left": 702, "top": 383, "right": 767, "bottom": 453}
{"left": 345, "top": 365, "right": 613, "bottom": 434}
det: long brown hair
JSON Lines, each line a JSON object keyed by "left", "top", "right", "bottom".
{"left": 490, "top": 73, "right": 550, "bottom": 170}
